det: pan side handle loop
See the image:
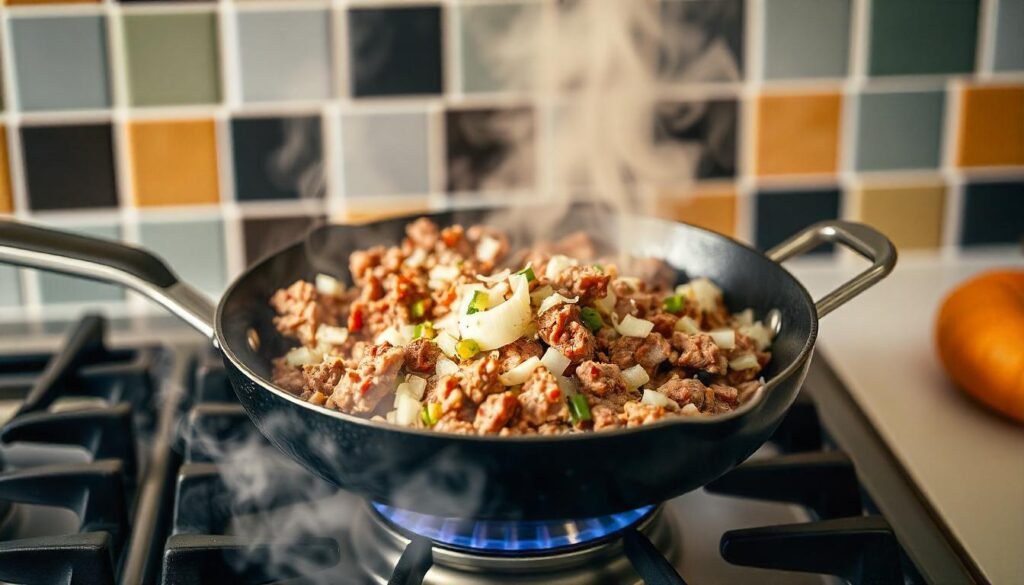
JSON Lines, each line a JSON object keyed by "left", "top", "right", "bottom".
{"left": 0, "top": 220, "right": 217, "bottom": 340}
{"left": 766, "top": 221, "right": 897, "bottom": 319}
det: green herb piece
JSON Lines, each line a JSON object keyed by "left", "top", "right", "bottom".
{"left": 580, "top": 307, "right": 605, "bottom": 332}
{"left": 517, "top": 265, "right": 536, "bottom": 282}
{"left": 466, "top": 290, "right": 489, "bottom": 315}
{"left": 420, "top": 402, "right": 442, "bottom": 426}
{"left": 410, "top": 299, "right": 427, "bottom": 318}
{"left": 662, "top": 294, "right": 684, "bottom": 314}
{"left": 413, "top": 321, "right": 435, "bottom": 340}
{"left": 592, "top": 264, "right": 604, "bottom": 273}
{"left": 456, "top": 339, "right": 481, "bottom": 360}
{"left": 569, "top": 394, "right": 592, "bottom": 423}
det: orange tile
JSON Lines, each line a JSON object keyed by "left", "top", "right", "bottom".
{"left": 856, "top": 184, "right": 946, "bottom": 250}
{"left": 334, "top": 201, "right": 431, "bottom": 225}
{"left": 0, "top": 127, "right": 11, "bottom": 214}
{"left": 5, "top": 0, "right": 99, "bottom": 4}
{"left": 957, "top": 85, "right": 1024, "bottom": 167}
{"left": 128, "top": 119, "right": 219, "bottom": 207}
{"left": 657, "top": 186, "right": 737, "bottom": 237}
{"left": 756, "top": 92, "right": 842, "bottom": 176}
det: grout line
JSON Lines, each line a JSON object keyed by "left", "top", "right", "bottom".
{"left": 976, "top": 0, "right": 997, "bottom": 77}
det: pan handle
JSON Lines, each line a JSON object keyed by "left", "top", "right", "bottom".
{"left": 766, "top": 221, "right": 896, "bottom": 319}
{"left": 0, "top": 220, "right": 217, "bottom": 340}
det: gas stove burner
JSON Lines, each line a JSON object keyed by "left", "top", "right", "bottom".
{"left": 371, "top": 502, "right": 656, "bottom": 554}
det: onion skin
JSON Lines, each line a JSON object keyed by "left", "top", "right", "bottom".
{"left": 935, "top": 270, "right": 1024, "bottom": 424}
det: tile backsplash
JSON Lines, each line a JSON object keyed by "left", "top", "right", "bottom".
{"left": 0, "top": 0, "right": 1021, "bottom": 315}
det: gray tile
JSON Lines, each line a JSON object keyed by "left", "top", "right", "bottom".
{"left": 10, "top": 16, "right": 110, "bottom": 111}
{"left": 764, "top": 0, "right": 850, "bottom": 79}
{"left": 994, "top": 0, "right": 1024, "bottom": 72}
{"left": 460, "top": 3, "right": 540, "bottom": 93}
{"left": 855, "top": 90, "right": 945, "bottom": 171}
{"left": 341, "top": 112, "right": 430, "bottom": 196}
{"left": 38, "top": 224, "right": 124, "bottom": 304}
{"left": 0, "top": 267, "right": 20, "bottom": 307}
{"left": 237, "top": 10, "right": 333, "bottom": 102}
{"left": 138, "top": 219, "right": 227, "bottom": 296}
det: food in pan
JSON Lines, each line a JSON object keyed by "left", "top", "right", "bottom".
{"left": 269, "top": 218, "right": 776, "bottom": 435}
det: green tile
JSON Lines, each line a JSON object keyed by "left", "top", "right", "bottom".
{"left": 994, "top": 0, "right": 1024, "bottom": 72}
{"left": 855, "top": 90, "right": 945, "bottom": 171}
{"left": 0, "top": 266, "right": 20, "bottom": 307}
{"left": 123, "top": 13, "right": 220, "bottom": 106}
{"left": 38, "top": 223, "right": 124, "bottom": 304}
{"left": 868, "top": 0, "right": 978, "bottom": 76}
{"left": 138, "top": 218, "right": 226, "bottom": 296}
{"left": 460, "top": 2, "right": 540, "bottom": 93}
{"left": 764, "top": 0, "right": 850, "bottom": 79}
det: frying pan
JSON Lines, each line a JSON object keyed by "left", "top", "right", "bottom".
{"left": 0, "top": 208, "right": 895, "bottom": 521}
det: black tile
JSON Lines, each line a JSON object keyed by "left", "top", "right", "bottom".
{"left": 231, "top": 116, "right": 325, "bottom": 201}
{"left": 21, "top": 124, "right": 118, "bottom": 211}
{"left": 446, "top": 107, "right": 535, "bottom": 192}
{"left": 660, "top": 0, "right": 745, "bottom": 81}
{"left": 960, "top": 181, "right": 1024, "bottom": 246}
{"left": 243, "top": 215, "right": 325, "bottom": 266}
{"left": 755, "top": 189, "right": 841, "bottom": 254}
{"left": 655, "top": 99, "right": 738, "bottom": 179}
{"left": 348, "top": 6, "right": 443, "bottom": 97}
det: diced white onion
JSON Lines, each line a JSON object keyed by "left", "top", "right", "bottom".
{"left": 315, "top": 274, "right": 345, "bottom": 297}
{"left": 676, "top": 277, "right": 722, "bottom": 313}
{"left": 434, "top": 330, "right": 458, "bottom": 357}
{"left": 615, "top": 314, "right": 654, "bottom": 338}
{"left": 435, "top": 356, "right": 460, "bottom": 377}
{"left": 393, "top": 383, "right": 412, "bottom": 408}
{"left": 735, "top": 308, "right": 754, "bottom": 327}
{"left": 641, "top": 389, "right": 678, "bottom": 409}
{"left": 680, "top": 403, "right": 700, "bottom": 416}
{"left": 385, "top": 411, "right": 397, "bottom": 424}
{"left": 406, "top": 375, "right": 427, "bottom": 399}
{"left": 739, "top": 322, "right": 774, "bottom": 351}
{"left": 556, "top": 375, "right": 578, "bottom": 397}
{"left": 674, "top": 316, "right": 700, "bottom": 335}
{"left": 544, "top": 254, "right": 578, "bottom": 280}
{"left": 377, "top": 325, "right": 412, "bottom": 347}
{"left": 592, "top": 288, "right": 617, "bottom": 315}
{"left": 530, "top": 285, "right": 554, "bottom": 306}
{"left": 429, "top": 264, "right": 460, "bottom": 283}
{"left": 434, "top": 313, "right": 460, "bottom": 337}
{"left": 537, "top": 292, "right": 579, "bottom": 317}
{"left": 458, "top": 274, "right": 532, "bottom": 351}
{"left": 476, "top": 268, "right": 511, "bottom": 284}
{"left": 709, "top": 328, "right": 736, "bottom": 350}
{"left": 541, "top": 347, "right": 571, "bottom": 376}
{"left": 404, "top": 248, "right": 427, "bottom": 268}
{"left": 622, "top": 364, "right": 650, "bottom": 390}
{"left": 395, "top": 393, "right": 422, "bottom": 426}
{"left": 498, "top": 356, "right": 541, "bottom": 385}
{"left": 285, "top": 346, "right": 322, "bottom": 367}
{"left": 729, "top": 354, "right": 760, "bottom": 371}
{"left": 476, "top": 236, "right": 503, "bottom": 263}
{"left": 316, "top": 324, "right": 349, "bottom": 346}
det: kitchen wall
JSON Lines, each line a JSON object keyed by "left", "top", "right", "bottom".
{"left": 0, "top": 0, "right": 1021, "bottom": 316}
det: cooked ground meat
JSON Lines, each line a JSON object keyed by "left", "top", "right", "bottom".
{"left": 268, "top": 218, "right": 773, "bottom": 434}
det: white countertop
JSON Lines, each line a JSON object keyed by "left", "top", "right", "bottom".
{"left": 789, "top": 250, "right": 1024, "bottom": 585}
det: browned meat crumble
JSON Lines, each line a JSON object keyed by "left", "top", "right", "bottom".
{"left": 269, "top": 218, "right": 775, "bottom": 435}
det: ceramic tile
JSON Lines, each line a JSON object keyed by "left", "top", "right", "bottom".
{"left": 348, "top": 5, "right": 443, "bottom": 97}
{"left": 655, "top": 99, "right": 738, "bottom": 180}
{"left": 0, "top": 267, "right": 19, "bottom": 307}
{"left": 660, "top": 0, "right": 744, "bottom": 82}
{"left": 336, "top": 201, "right": 432, "bottom": 225}
{"left": 232, "top": 116, "right": 325, "bottom": 201}
{"left": 856, "top": 184, "right": 945, "bottom": 250}
{"left": 10, "top": 16, "right": 110, "bottom": 111}
{"left": 243, "top": 215, "right": 324, "bottom": 265}
{"left": 855, "top": 90, "right": 945, "bottom": 171}
{"left": 957, "top": 85, "right": 1024, "bottom": 167}
{"left": 460, "top": 2, "right": 540, "bottom": 93}
{"left": 763, "top": 0, "right": 850, "bottom": 79}
{"left": 123, "top": 13, "right": 220, "bottom": 106}
{"left": 0, "top": 127, "right": 11, "bottom": 214}
{"left": 756, "top": 92, "right": 842, "bottom": 176}
{"left": 994, "top": 0, "right": 1024, "bottom": 72}
{"left": 128, "top": 119, "right": 220, "bottom": 207}
{"left": 960, "top": 181, "right": 1024, "bottom": 246}
{"left": 38, "top": 223, "right": 124, "bottom": 304}
{"left": 341, "top": 111, "right": 430, "bottom": 197}
{"left": 7, "top": 1, "right": 99, "bottom": 4}
{"left": 755, "top": 188, "right": 841, "bottom": 254}
{"left": 237, "top": 10, "right": 332, "bottom": 102}
{"left": 139, "top": 218, "right": 226, "bottom": 295}
{"left": 446, "top": 107, "right": 535, "bottom": 192}
{"left": 21, "top": 124, "right": 118, "bottom": 211}
{"left": 656, "top": 187, "right": 737, "bottom": 237}
{"left": 868, "top": 0, "right": 979, "bottom": 76}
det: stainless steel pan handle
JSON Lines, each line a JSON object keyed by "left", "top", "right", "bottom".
{"left": 0, "top": 220, "right": 217, "bottom": 340}
{"left": 766, "top": 220, "right": 897, "bottom": 318}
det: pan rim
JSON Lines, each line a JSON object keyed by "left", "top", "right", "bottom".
{"left": 215, "top": 208, "right": 819, "bottom": 443}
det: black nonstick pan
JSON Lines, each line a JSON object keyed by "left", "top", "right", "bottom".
{"left": 0, "top": 207, "right": 895, "bottom": 521}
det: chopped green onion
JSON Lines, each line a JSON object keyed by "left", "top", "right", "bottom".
{"left": 592, "top": 264, "right": 604, "bottom": 273}
{"left": 580, "top": 307, "right": 605, "bottom": 332}
{"left": 410, "top": 299, "right": 427, "bottom": 318}
{"left": 413, "top": 321, "right": 435, "bottom": 340}
{"left": 456, "top": 338, "right": 481, "bottom": 360}
{"left": 662, "top": 294, "right": 684, "bottom": 314}
{"left": 420, "top": 402, "right": 442, "bottom": 426}
{"left": 466, "top": 290, "right": 489, "bottom": 315}
{"left": 516, "top": 265, "right": 536, "bottom": 282}
{"left": 568, "top": 394, "right": 592, "bottom": 423}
